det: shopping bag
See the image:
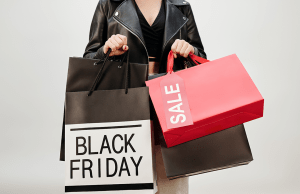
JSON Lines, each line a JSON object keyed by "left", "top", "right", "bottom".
{"left": 60, "top": 50, "right": 148, "bottom": 161}
{"left": 146, "top": 51, "right": 264, "bottom": 147}
{"left": 64, "top": 51, "right": 155, "bottom": 193}
{"left": 159, "top": 124, "right": 253, "bottom": 179}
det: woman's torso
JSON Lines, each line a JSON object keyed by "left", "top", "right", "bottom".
{"left": 84, "top": 0, "right": 203, "bottom": 73}
{"left": 134, "top": 0, "right": 165, "bottom": 74}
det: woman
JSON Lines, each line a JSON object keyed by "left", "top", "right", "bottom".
{"left": 83, "top": 0, "right": 207, "bottom": 193}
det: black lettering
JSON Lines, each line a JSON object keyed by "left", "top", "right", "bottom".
{"left": 125, "top": 134, "right": 136, "bottom": 153}
{"left": 106, "top": 158, "right": 118, "bottom": 177}
{"left": 131, "top": 156, "right": 143, "bottom": 176}
{"left": 98, "top": 158, "right": 101, "bottom": 178}
{"left": 112, "top": 134, "right": 124, "bottom": 154}
{"left": 119, "top": 157, "right": 131, "bottom": 177}
{"left": 82, "top": 159, "right": 93, "bottom": 178}
{"left": 70, "top": 160, "right": 80, "bottom": 179}
{"left": 100, "top": 135, "right": 112, "bottom": 154}
{"left": 76, "top": 137, "right": 87, "bottom": 155}
{"left": 88, "top": 136, "right": 98, "bottom": 155}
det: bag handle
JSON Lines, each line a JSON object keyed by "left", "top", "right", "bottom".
{"left": 188, "top": 52, "right": 210, "bottom": 65}
{"left": 166, "top": 51, "right": 210, "bottom": 73}
{"left": 87, "top": 49, "right": 130, "bottom": 96}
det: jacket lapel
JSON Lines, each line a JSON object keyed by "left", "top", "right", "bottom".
{"left": 113, "top": 0, "right": 189, "bottom": 56}
{"left": 113, "top": 0, "right": 145, "bottom": 45}
{"left": 162, "top": 0, "right": 189, "bottom": 49}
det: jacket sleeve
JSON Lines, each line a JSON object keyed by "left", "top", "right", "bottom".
{"left": 185, "top": 4, "right": 207, "bottom": 59}
{"left": 83, "top": 1, "right": 107, "bottom": 59}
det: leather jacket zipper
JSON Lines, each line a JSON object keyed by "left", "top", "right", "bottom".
{"left": 113, "top": 17, "right": 150, "bottom": 65}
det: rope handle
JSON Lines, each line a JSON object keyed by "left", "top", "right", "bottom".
{"left": 87, "top": 49, "right": 130, "bottom": 96}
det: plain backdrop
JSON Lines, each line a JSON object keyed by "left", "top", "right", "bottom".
{"left": 0, "top": 0, "right": 299, "bottom": 193}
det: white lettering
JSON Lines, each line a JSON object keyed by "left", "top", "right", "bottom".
{"left": 169, "top": 102, "right": 184, "bottom": 113}
{"left": 170, "top": 114, "right": 187, "bottom": 124}
{"left": 165, "top": 84, "right": 180, "bottom": 95}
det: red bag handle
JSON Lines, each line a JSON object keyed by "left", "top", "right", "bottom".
{"left": 188, "top": 52, "right": 210, "bottom": 64}
{"left": 167, "top": 51, "right": 175, "bottom": 73}
{"left": 166, "top": 51, "right": 210, "bottom": 73}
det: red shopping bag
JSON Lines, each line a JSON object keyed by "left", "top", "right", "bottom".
{"left": 146, "top": 51, "right": 264, "bottom": 147}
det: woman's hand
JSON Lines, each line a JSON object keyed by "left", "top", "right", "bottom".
{"left": 171, "top": 39, "right": 194, "bottom": 58}
{"left": 103, "top": 34, "right": 129, "bottom": 56}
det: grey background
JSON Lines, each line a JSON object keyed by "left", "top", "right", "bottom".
{"left": 0, "top": 0, "right": 299, "bottom": 193}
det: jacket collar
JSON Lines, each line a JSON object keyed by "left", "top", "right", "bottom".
{"left": 113, "top": 0, "right": 189, "bottom": 52}
{"left": 113, "top": 0, "right": 145, "bottom": 44}
{"left": 111, "top": 0, "right": 190, "bottom": 6}
{"left": 168, "top": 0, "right": 190, "bottom": 6}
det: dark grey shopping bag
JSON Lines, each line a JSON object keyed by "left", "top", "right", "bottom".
{"left": 60, "top": 50, "right": 148, "bottom": 161}
{"left": 63, "top": 51, "right": 155, "bottom": 193}
{"left": 159, "top": 124, "right": 253, "bottom": 180}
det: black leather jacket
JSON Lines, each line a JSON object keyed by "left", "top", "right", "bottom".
{"left": 83, "top": 0, "right": 206, "bottom": 73}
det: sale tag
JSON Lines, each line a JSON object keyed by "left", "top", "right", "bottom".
{"left": 160, "top": 73, "right": 193, "bottom": 129}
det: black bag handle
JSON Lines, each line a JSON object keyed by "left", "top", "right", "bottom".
{"left": 87, "top": 49, "right": 130, "bottom": 96}
{"left": 93, "top": 49, "right": 128, "bottom": 67}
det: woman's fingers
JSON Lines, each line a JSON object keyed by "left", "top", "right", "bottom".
{"left": 175, "top": 40, "right": 184, "bottom": 53}
{"left": 171, "top": 39, "right": 194, "bottom": 58}
{"left": 118, "top": 34, "right": 127, "bottom": 46}
{"left": 114, "top": 35, "right": 128, "bottom": 53}
{"left": 103, "top": 40, "right": 115, "bottom": 54}
{"left": 113, "top": 35, "right": 123, "bottom": 47}
{"left": 171, "top": 39, "right": 186, "bottom": 58}
{"left": 122, "top": 45, "right": 129, "bottom": 51}
{"left": 112, "top": 34, "right": 128, "bottom": 50}
{"left": 106, "top": 39, "right": 117, "bottom": 51}
{"left": 171, "top": 39, "right": 179, "bottom": 58}
{"left": 184, "top": 45, "right": 194, "bottom": 58}
{"left": 103, "top": 43, "right": 109, "bottom": 54}
{"left": 180, "top": 42, "right": 189, "bottom": 57}
{"left": 104, "top": 34, "right": 128, "bottom": 56}
{"left": 110, "top": 37, "right": 121, "bottom": 50}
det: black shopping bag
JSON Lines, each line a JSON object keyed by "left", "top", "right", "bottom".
{"left": 64, "top": 52, "right": 155, "bottom": 193}
{"left": 60, "top": 50, "right": 148, "bottom": 161}
{"left": 159, "top": 124, "right": 253, "bottom": 180}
